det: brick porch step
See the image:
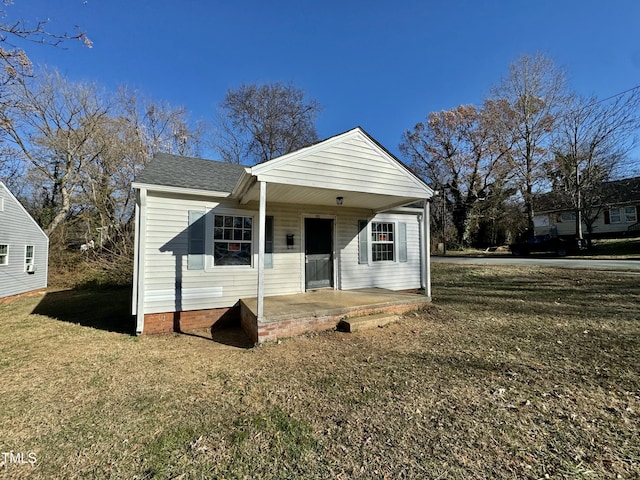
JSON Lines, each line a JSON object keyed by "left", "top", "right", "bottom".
{"left": 337, "top": 312, "right": 400, "bottom": 333}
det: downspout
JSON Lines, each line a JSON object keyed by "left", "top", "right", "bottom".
{"left": 134, "top": 188, "right": 147, "bottom": 334}
{"left": 424, "top": 199, "right": 432, "bottom": 298}
{"left": 419, "top": 212, "right": 425, "bottom": 290}
{"left": 257, "top": 181, "right": 267, "bottom": 322}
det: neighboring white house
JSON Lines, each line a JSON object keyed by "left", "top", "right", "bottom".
{"left": 0, "top": 182, "right": 49, "bottom": 299}
{"left": 132, "top": 127, "right": 434, "bottom": 341}
{"left": 534, "top": 177, "right": 640, "bottom": 238}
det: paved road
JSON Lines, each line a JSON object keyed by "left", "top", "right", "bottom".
{"left": 432, "top": 255, "right": 640, "bottom": 271}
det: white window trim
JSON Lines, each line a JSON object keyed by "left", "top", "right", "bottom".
{"left": 25, "top": 245, "right": 34, "bottom": 271}
{"left": 0, "top": 244, "right": 8, "bottom": 266}
{"left": 624, "top": 206, "right": 637, "bottom": 223}
{"left": 370, "top": 221, "right": 397, "bottom": 263}
{"left": 559, "top": 212, "right": 576, "bottom": 223}
{"left": 609, "top": 207, "right": 623, "bottom": 224}
{"left": 212, "top": 213, "right": 254, "bottom": 268}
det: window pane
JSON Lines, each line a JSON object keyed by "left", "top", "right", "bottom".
{"left": 0, "top": 244, "right": 6, "bottom": 255}
{"left": 625, "top": 206, "right": 637, "bottom": 222}
{"left": 214, "top": 227, "right": 223, "bottom": 240}
{"left": 223, "top": 229, "right": 232, "bottom": 240}
{"left": 244, "top": 217, "right": 252, "bottom": 229}
{"left": 224, "top": 216, "right": 233, "bottom": 227}
{"left": 214, "top": 215, "right": 223, "bottom": 227}
{"left": 214, "top": 242, "right": 251, "bottom": 265}
{"left": 372, "top": 243, "right": 394, "bottom": 261}
{"left": 610, "top": 208, "right": 621, "bottom": 223}
{"left": 243, "top": 230, "right": 252, "bottom": 241}
{"left": 233, "top": 228, "right": 243, "bottom": 240}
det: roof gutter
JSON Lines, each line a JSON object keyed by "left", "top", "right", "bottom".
{"left": 131, "top": 182, "right": 232, "bottom": 198}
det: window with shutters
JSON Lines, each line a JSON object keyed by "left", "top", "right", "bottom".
{"left": 371, "top": 222, "right": 394, "bottom": 262}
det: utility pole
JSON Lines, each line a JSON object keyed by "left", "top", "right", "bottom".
{"left": 442, "top": 190, "right": 447, "bottom": 255}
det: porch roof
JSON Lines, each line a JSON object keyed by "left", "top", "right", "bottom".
{"left": 235, "top": 127, "right": 433, "bottom": 211}
{"left": 133, "top": 128, "right": 433, "bottom": 212}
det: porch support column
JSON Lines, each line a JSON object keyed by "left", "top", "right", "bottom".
{"left": 257, "top": 180, "right": 267, "bottom": 322}
{"left": 423, "top": 199, "right": 432, "bottom": 298}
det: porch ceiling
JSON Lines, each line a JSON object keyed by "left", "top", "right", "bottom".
{"left": 239, "top": 182, "right": 422, "bottom": 211}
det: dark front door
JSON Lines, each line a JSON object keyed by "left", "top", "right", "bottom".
{"left": 305, "top": 218, "right": 333, "bottom": 289}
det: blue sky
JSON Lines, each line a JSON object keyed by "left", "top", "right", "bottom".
{"left": 8, "top": 0, "right": 640, "bottom": 160}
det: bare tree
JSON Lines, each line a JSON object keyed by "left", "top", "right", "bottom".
{"left": 400, "top": 102, "right": 513, "bottom": 245}
{"left": 214, "top": 82, "right": 321, "bottom": 164}
{"left": 490, "top": 53, "right": 567, "bottom": 236}
{"left": 118, "top": 89, "right": 205, "bottom": 159}
{"left": 0, "top": 70, "right": 108, "bottom": 236}
{"left": 549, "top": 89, "right": 640, "bottom": 240}
{"left": 0, "top": 2, "right": 91, "bottom": 180}
{"left": 0, "top": 0, "right": 91, "bottom": 87}
{"left": 75, "top": 90, "right": 206, "bottom": 254}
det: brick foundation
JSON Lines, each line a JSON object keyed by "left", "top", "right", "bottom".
{"left": 143, "top": 305, "right": 240, "bottom": 335}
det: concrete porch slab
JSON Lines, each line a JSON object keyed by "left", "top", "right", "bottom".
{"left": 239, "top": 288, "right": 431, "bottom": 343}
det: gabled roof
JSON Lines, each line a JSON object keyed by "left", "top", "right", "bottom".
{"left": 248, "top": 127, "right": 433, "bottom": 198}
{"left": 0, "top": 182, "right": 48, "bottom": 239}
{"left": 134, "top": 153, "right": 245, "bottom": 193}
{"left": 133, "top": 128, "right": 433, "bottom": 207}
{"left": 535, "top": 176, "right": 640, "bottom": 213}
{"left": 251, "top": 126, "right": 430, "bottom": 190}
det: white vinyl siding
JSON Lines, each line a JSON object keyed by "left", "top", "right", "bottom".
{"left": 252, "top": 131, "right": 429, "bottom": 199}
{"left": 142, "top": 192, "right": 305, "bottom": 314}
{"left": 140, "top": 191, "right": 422, "bottom": 315}
{"left": 0, "top": 244, "right": 7, "bottom": 265}
{"left": 0, "top": 183, "right": 49, "bottom": 298}
{"left": 536, "top": 205, "right": 640, "bottom": 237}
{"left": 339, "top": 212, "right": 421, "bottom": 291}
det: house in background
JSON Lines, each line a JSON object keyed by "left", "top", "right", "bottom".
{"left": 0, "top": 182, "right": 49, "bottom": 300}
{"left": 533, "top": 177, "right": 640, "bottom": 238}
{"left": 131, "top": 127, "right": 434, "bottom": 343}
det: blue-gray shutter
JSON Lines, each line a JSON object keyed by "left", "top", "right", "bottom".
{"left": 398, "top": 222, "right": 408, "bottom": 262}
{"left": 265, "top": 215, "right": 274, "bottom": 269}
{"left": 358, "top": 220, "right": 368, "bottom": 264}
{"left": 188, "top": 211, "right": 205, "bottom": 270}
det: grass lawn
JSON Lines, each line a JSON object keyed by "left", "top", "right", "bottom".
{"left": 0, "top": 265, "right": 638, "bottom": 479}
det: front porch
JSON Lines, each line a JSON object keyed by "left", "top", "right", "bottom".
{"left": 239, "top": 288, "right": 431, "bottom": 343}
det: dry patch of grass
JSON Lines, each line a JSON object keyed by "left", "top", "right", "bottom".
{"left": 0, "top": 265, "right": 638, "bottom": 479}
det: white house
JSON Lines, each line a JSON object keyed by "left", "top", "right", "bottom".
{"left": 0, "top": 182, "right": 49, "bottom": 299}
{"left": 534, "top": 176, "right": 640, "bottom": 238}
{"left": 132, "top": 127, "right": 434, "bottom": 342}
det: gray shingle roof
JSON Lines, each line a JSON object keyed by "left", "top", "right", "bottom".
{"left": 534, "top": 176, "right": 640, "bottom": 212}
{"left": 135, "top": 153, "right": 246, "bottom": 193}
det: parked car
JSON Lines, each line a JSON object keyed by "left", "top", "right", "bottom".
{"left": 510, "top": 235, "right": 586, "bottom": 257}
